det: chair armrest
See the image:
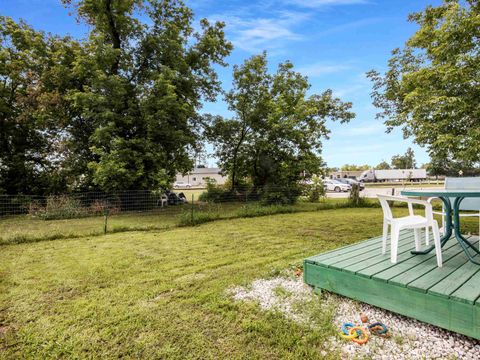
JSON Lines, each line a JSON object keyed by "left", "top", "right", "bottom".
{"left": 377, "top": 194, "right": 433, "bottom": 219}
{"left": 377, "top": 194, "right": 432, "bottom": 207}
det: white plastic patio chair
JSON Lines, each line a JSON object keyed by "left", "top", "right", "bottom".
{"left": 157, "top": 194, "right": 168, "bottom": 207}
{"left": 430, "top": 177, "right": 480, "bottom": 249}
{"left": 377, "top": 195, "right": 442, "bottom": 267}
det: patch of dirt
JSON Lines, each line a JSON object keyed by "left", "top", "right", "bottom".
{"left": 0, "top": 325, "right": 10, "bottom": 338}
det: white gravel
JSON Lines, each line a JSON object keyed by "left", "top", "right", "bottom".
{"left": 229, "top": 275, "right": 480, "bottom": 359}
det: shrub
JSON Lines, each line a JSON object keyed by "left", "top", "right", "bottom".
{"left": 198, "top": 180, "right": 235, "bottom": 203}
{"left": 303, "top": 178, "right": 325, "bottom": 202}
{"left": 89, "top": 200, "right": 120, "bottom": 216}
{"left": 29, "top": 195, "right": 86, "bottom": 220}
{"left": 260, "top": 183, "right": 301, "bottom": 205}
{"left": 348, "top": 184, "right": 366, "bottom": 207}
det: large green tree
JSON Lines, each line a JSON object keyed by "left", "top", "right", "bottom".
{"left": 1, "top": 1, "right": 231, "bottom": 195}
{"left": 205, "top": 53, "right": 354, "bottom": 200}
{"left": 62, "top": 0, "right": 232, "bottom": 192}
{"left": 391, "top": 147, "right": 416, "bottom": 169}
{"left": 0, "top": 17, "right": 80, "bottom": 194}
{"left": 426, "top": 154, "right": 480, "bottom": 177}
{"left": 368, "top": 0, "right": 480, "bottom": 164}
{"left": 375, "top": 160, "right": 391, "bottom": 170}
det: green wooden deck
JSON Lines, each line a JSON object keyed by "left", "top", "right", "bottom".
{"left": 304, "top": 231, "right": 480, "bottom": 339}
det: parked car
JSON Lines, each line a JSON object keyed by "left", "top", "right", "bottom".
{"left": 323, "top": 179, "right": 351, "bottom": 192}
{"left": 173, "top": 181, "right": 192, "bottom": 189}
{"left": 336, "top": 178, "right": 365, "bottom": 190}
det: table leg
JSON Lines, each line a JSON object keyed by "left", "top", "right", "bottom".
{"left": 453, "top": 197, "right": 480, "bottom": 265}
{"left": 411, "top": 196, "right": 452, "bottom": 255}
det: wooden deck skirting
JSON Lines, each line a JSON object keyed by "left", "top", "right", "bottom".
{"left": 304, "top": 231, "right": 480, "bottom": 339}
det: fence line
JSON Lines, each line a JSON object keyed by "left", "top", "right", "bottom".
{"left": 0, "top": 185, "right": 352, "bottom": 243}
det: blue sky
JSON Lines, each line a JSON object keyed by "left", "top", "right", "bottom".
{"left": 1, "top": 0, "right": 442, "bottom": 168}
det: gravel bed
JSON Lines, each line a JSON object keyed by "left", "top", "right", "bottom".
{"left": 229, "top": 275, "right": 480, "bottom": 359}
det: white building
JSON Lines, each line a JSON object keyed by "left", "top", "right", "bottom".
{"left": 175, "top": 167, "right": 227, "bottom": 187}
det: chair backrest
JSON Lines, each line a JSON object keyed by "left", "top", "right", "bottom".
{"left": 377, "top": 195, "right": 400, "bottom": 221}
{"left": 445, "top": 177, "right": 480, "bottom": 211}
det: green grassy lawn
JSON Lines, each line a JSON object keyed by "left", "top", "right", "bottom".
{"left": 0, "top": 207, "right": 395, "bottom": 359}
{"left": 1, "top": 207, "right": 478, "bottom": 359}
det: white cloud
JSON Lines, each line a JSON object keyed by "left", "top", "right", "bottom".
{"left": 285, "top": 0, "right": 369, "bottom": 9}
{"left": 210, "top": 11, "right": 308, "bottom": 53}
{"left": 341, "top": 122, "right": 385, "bottom": 136}
{"left": 297, "top": 63, "right": 351, "bottom": 77}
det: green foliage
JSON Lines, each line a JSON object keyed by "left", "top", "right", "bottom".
{"left": 0, "top": 1, "right": 232, "bottom": 194}
{"left": 340, "top": 164, "right": 370, "bottom": 171}
{"left": 259, "top": 184, "right": 302, "bottom": 205}
{"left": 391, "top": 147, "right": 416, "bottom": 169}
{"left": 205, "top": 53, "right": 355, "bottom": 199}
{"left": 426, "top": 154, "right": 480, "bottom": 177}
{"left": 69, "top": 0, "right": 232, "bottom": 192}
{"left": 303, "top": 177, "right": 325, "bottom": 203}
{"left": 375, "top": 160, "right": 391, "bottom": 170}
{"left": 347, "top": 184, "right": 366, "bottom": 207}
{"left": 368, "top": 0, "right": 480, "bottom": 164}
{"left": 198, "top": 180, "right": 233, "bottom": 202}
{"left": 29, "top": 195, "right": 86, "bottom": 220}
{"left": 0, "top": 17, "right": 78, "bottom": 194}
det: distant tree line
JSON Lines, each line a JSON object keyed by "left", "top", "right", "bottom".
{"left": 336, "top": 147, "right": 417, "bottom": 172}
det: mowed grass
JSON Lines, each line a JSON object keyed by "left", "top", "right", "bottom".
{"left": 1, "top": 206, "right": 478, "bottom": 359}
{"left": 1, "top": 207, "right": 389, "bottom": 359}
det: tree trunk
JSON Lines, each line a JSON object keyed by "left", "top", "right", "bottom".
{"left": 230, "top": 127, "right": 247, "bottom": 192}
{"left": 105, "top": 0, "right": 121, "bottom": 75}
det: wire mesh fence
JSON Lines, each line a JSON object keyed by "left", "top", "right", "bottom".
{"left": 0, "top": 185, "right": 357, "bottom": 244}
{"left": 2, "top": 183, "right": 455, "bottom": 245}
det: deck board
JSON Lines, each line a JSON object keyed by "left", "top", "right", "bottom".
{"left": 369, "top": 240, "right": 459, "bottom": 282}
{"left": 304, "top": 231, "right": 480, "bottom": 339}
{"left": 344, "top": 233, "right": 417, "bottom": 273}
{"left": 387, "top": 242, "right": 465, "bottom": 287}
{"left": 450, "top": 269, "right": 480, "bottom": 304}
{"left": 429, "top": 257, "right": 480, "bottom": 301}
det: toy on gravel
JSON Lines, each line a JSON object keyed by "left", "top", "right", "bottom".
{"left": 339, "top": 319, "right": 391, "bottom": 345}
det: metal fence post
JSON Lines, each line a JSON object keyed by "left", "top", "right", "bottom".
{"left": 191, "top": 194, "right": 194, "bottom": 224}
{"left": 104, "top": 208, "right": 110, "bottom": 234}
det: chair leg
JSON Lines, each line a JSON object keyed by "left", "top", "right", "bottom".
{"left": 390, "top": 224, "right": 400, "bottom": 264}
{"left": 425, "top": 226, "right": 430, "bottom": 246}
{"left": 382, "top": 220, "right": 388, "bottom": 255}
{"left": 442, "top": 206, "right": 445, "bottom": 235}
{"left": 432, "top": 221, "right": 442, "bottom": 267}
{"left": 414, "top": 228, "right": 420, "bottom": 251}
